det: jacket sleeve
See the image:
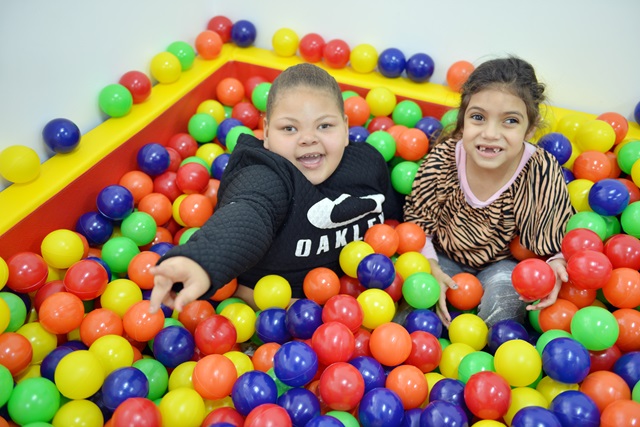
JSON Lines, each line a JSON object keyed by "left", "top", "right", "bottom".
{"left": 159, "top": 163, "right": 292, "bottom": 299}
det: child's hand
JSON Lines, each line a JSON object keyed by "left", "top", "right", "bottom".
{"left": 148, "top": 256, "right": 211, "bottom": 313}
{"left": 525, "top": 258, "right": 567, "bottom": 311}
{"left": 428, "top": 259, "right": 458, "bottom": 328}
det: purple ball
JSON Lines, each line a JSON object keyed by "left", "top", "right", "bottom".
{"left": 588, "top": 178, "right": 630, "bottom": 216}
{"left": 41, "top": 346, "right": 75, "bottom": 382}
{"left": 217, "top": 118, "right": 243, "bottom": 146}
{"left": 231, "top": 371, "right": 278, "bottom": 416}
{"left": 359, "top": 387, "right": 405, "bottom": 426}
{"left": 420, "top": 400, "right": 469, "bottom": 427}
{"left": 542, "top": 337, "right": 591, "bottom": 384}
{"left": 211, "top": 153, "right": 230, "bottom": 180}
{"left": 415, "top": 116, "right": 443, "bottom": 142}
{"left": 76, "top": 211, "right": 114, "bottom": 246}
{"left": 613, "top": 351, "right": 640, "bottom": 389}
{"left": 512, "top": 406, "right": 562, "bottom": 427}
{"left": 562, "top": 167, "right": 575, "bottom": 185}
{"left": 102, "top": 367, "right": 149, "bottom": 411}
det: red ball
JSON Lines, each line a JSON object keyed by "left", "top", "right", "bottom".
{"left": 153, "top": 171, "right": 182, "bottom": 202}
{"left": 509, "top": 235, "right": 543, "bottom": 261}
{"left": 539, "top": 298, "right": 578, "bottom": 333}
{"left": 603, "top": 233, "right": 640, "bottom": 270}
{"left": 38, "top": 291, "right": 85, "bottom": 335}
{"left": 34, "top": 280, "right": 65, "bottom": 312}
{"left": 322, "top": 294, "right": 363, "bottom": 333}
{"left": 178, "top": 300, "right": 216, "bottom": 335}
{"left": 557, "top": 280, "right": 597, "bottom": 308}
{"left": 311, "top": 321, "right": 355, "bottom": 365}
{"left": 561, "top": 228, "right": 604, "bottom": 260}
{"left": 588, "top": 344, "right": 622, "bottom": 374}
{"left": 566, "top": 249, "right": 613, "bottom": 290}
{"left": 111, "top": 397, "right": 162, "bottom": 427}
{"left": 368, "top": 116, "right": 395, "bottom": 133}
{"left": 617, "top": 178, "right": 640, "bottom": 204}
{"left": 119, "top": 71, "right": 151, "bottom": 104}
{"left": 404, "top": 330, "right": 442, "bottom": 373}
{"left": 207, "top": 15, "right": 233, "bottom": 43}
{"left": 322, "top": 39, "right": 350, "bottom": 68}
{"left": 64, "top": 259, "right": 109, "bottom": 300}
{"left": 175, "top": 162, "right": 210, "bottom": 194}
{"left": 353, "top": 327, "right": 372, "bottom": 358}
{"left": 319, "top": 362, "right": 365, "bottom": 412}
{"left": 464, "top": 371, "right": 511, "bottom": 420}
{"left": 339, "top": 274, "right": 366, "bottom": 298}
{"left": 202, "top": 407, "right": 245, "bottom": 427}
{"left": 384, "top": 273, "right": 405, "bottom": 302}
{"left": 166, "top": 133, "right": 198, "bottom": 159}
{"left": 232, "top": 101, "right": 261, "bottom": 129}
{"left": 613, "top": 308, "right": 640, "bottom": 352}
{"left": 6, "top": 252, "right": 48, "bottom": 293}
{"left": 244, "top": 403, "right": 292, "bottom": 427}
{"left": 597, "top": 112, "right": 629, "bottom": 144}
{"left": 298, "top": 33, "right": 325, "bottom": 63}
{"left": 511, "top": 258, "right": 556, "bottom": 301}
{"left": 244, "top": 75, "right": 268, "bottom": 99}
{"left": 194, "top": 314, "right": 237, "bottom": 355}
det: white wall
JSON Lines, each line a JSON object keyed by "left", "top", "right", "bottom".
{"left": 1, "top": 0, "right": 639, "bottom": 189}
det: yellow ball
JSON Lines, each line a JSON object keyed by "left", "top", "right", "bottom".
{"left": 535, "top": 375, "right": 579, "bottom": 403}
{"left": 89, "top": 334, "right": 135, "bottom": 375}
{"left": 53, "top": 399, "right": 104, "bottom": 427}
{"left": 55, "top": 350, "right": 106, "bottom": 399}
{"left": 575, "top": 119, "right": 616, "bottom": 153}
{"left": 0, "top": 145, "right": 41, "bottom": 183}
{"left": 150, "top": 51, "right": 182, "bottom": 84}
{"left": 160, "top": 387, "right": 206, "bottom": 427}
{"left": 253, "top": 274, "right": 292, "bottom": 310}
{"left": 366, "top": 87, "right": 397, "bottom": 117}
{"left": 220, "top": 302, "right": 256, "bottom": 343}
{"left": 272, "top": 28, "right": 300, "bottom": 57}
{"left": 16, "top": 321, "right": 57, "bottom": 364}
{"left": 473, "top": 420, "right": 507, "bottom": 427}
{"left": 224, "top": 350, "right": 254, "bottom": 377}
{"left": 172, "top": 194, "right": 188, "bottom": 227}
{"left": 0, "top": 298, "right": 9, "bottom": 334}
{"left": 339, "top": 240, "right": 375, "bottom": 278}
{"left": 494, "top": 339, "right": 542, "bottom": 387}
{"left": 554, "top": 112, "right": 591, "bottom": 142}
{"left": 394, "top": 251, "right": 431, "bottom": 280}
{"left": 357, "top": 288, "right": 396, "bottom": 329}
{"left": 350, "top": 44, "right": 379, "bottom": 74}
{"left": 424, "top": 372, "right": 446, "bottom": 402}
{"left": 100, "top": 278, "right": 143, "bottom": 317}
{"left": 631, "top": 159, "right": 640, "bottom": 188}
{"left": 503, "top": 386, "right": 548, "bottom": 425}
{"left": 204, "top": 395, "right": 234, "bottom": 413}
{"left": 567, "top": 178, "right": 594, "bottom": 212}
{"left": 439, "top": 342, "right": 475, "bottom": 379}
{"left": 564, "top": 141, "right": 581, "bottom": 170}
{"left": 196, "top": 142, "right": 225, "bottom": 167}
{"left": 197, "top": 99, "right": 226, "bottom": 124}
{"left": 40, "top": 228, "right": 85, "bottom": 269}
{"left": 169, "top": 361, "right": 197, "bottom": 391}
{"left": 448, "top": 313, "right": 488, "bottom": 351}
{"left": 0, "top": 256, "right": 7, "bottom": 290}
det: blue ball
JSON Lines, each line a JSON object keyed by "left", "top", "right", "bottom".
{"left": 612, "top": 351, "right": 640, "bottom": 389}
{"left": 277, "top": 388, "right": 321, "bottom": 427}
{"left": 401, "top": 407, "right": 423, "bottom": 427}
{"left": 231, "top": 20, "right": 257, "bottom": 48}
{"left": 285, "top": 299, "right": 323, "bottom": 339}
{"left": 357, "top": 253, "right": 396, "bottom": 289}
{"left": 42, "top": 117, "right": 81, "bottom": 154}
{"left": 549, "top": 390, "right": 600, "bottom": 427}
{"left": 273, "top": 341, "right": 318, "bottom": 387}
{"left": 217, "top": 118, "right": 243, "bottom": 146}
{"left": 541, "top": 337, "right": 591, "bottom": 384}
{"left": 41, "top": 346, "right": 75, "bottom": 382}
{"left": 141, "top": 289, "right": 173, "bottom": 318}
{"left": 378, "top": 48, "right": 406, "bottom": 79}
{"left": 428, "top": 378, "right": 466, "bottom": 406}
{"left": 635, "top": 100, "right": 640, "bottom": 125}
{"left": 512, "top": 406, "right": 562, "bottom": 427}
{"left": 149, "top": 241, "right": 174, "bottom": 257}
{"left": 358, "top": 387, "right": 405, "bottom": 427}
{"left": 349, "top": 126, "right": 370, "bottom": 143}
{"left": 231, "top": 370, "right": 278, "bottom": 416}
{"left": 76, "top": 211, "right": 114, "bottom": 245}
{"left": 404, "top": 308, "right": 443, "bottom": 337}
{"left": 588, "top": 178, "right": 630, "bottom": 216}
{"left": 487, "top": 319, "right": 529, "bottom": 354}
{"left": 152, "top": 326, "right": 195, "bottom": 368}
{"left": 349, "top": 356, "right": 386, "bottom": 394}
{"left": 136, "top": 143, "right": 170, "bottom": 176}
{"left": 406, "top": 53, "right": 435, "bottom": 83}
{"left": 96, "top": 185, "right": 134, "bottom": 221}
{"left": 562, "top": 167, "right": 575, "bottom": 185}
{"left": 415, "top": 116, "right": 443, "bottom": 142}
{"left": 102, "top": 367, "right": 149, "bottom": 411}
{"left": 537, "top": 132, "right": 572, "bottom": 165}
{"left": 60, "top": 339, "right": 88, "bottom": 351}
{"left": 420, "top": 400, "right": 469, "bottom": 427}
{"left": 255, "top": 307, "right": 292, "bottom": 344}
{"left": 211, "top": 153, "right": 230, "bottom": 180}
{"left": 306, "top": 415, "right": 344, "bottom": 427}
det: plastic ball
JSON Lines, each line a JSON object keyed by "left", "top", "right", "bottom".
{"left": 512, "top": 258, "right": 557, "bottom": 301}
{"left": 396, "top": 128, "right": 429, "bottom": 161}
{"left": 348, "top": 125, "right": 370, "bottom": 143}
{"left": 603, "top": 267, "right": 640, "bottom": 309}
{"left": 600, "top": 399, "right": 640, "bottom": 427}
{"left": 98, "top": 83, "right": 133, "bottom": 117}
{"left": 439, "top": 342, "right": 475, "bottom": 379}
{"left": 54, "top": 349, "right": 105, "bottom": 399}
{"left": 216, "top": 78, "right": 245, "bottom": 108}
{"left": 570, "top": 306, "right": 619, "bottom": 351}
{"left": 542, "top": 337, "right": 591, "bottom": 384}
{"left": 159, "top": 388, "right": 206, "bottom": 427}
{"left": 42, "top": 117, "right": 81, "bottom": 154}
{"left": 512, "top": 406, "right": 562, "bottom": 427}
{"left": 37, "top": 291, "right": 84, "bottom": 335}
{"left": 319, "top": 362, "right": 365, "bottom": 412}
{"left": 457, "top": 350, "right": 495, "bottom": 384}
{"left": 445, "top": 272, "right": 483, "bottom": 310}
{"left": 621, "top": 201, "right": 640, "bottom": 238}
{"left": 231, "top": 370, "right": 278, "bottom": 417}
{"left": 38, "top": 228, "right": 83, "bottom": 269}
{"left": 119, "top": 70, "right": 152, "bottom": 104}
{"left": 357, "top": 288, "right": 396, "bottom": 329}
{"left": 494, "top": 339, "right": 541, "bottom": 387}
{"left": 574, "top": 119, "right": 616, "bottom": 153}
{"left": 549, "top": 390, "right": 600, "bottom": 427}
{"left": 0, "top": 292, "right": 27, "bottom": 333}
{"left": 403, "top": 52, "right": 434, "bottom": 83}
{"left": 394, "top": 251, "right": 431, "bottom": 280}
{"left": 377, "top": 48, "right": 406, "bottom": 78}
{"left": 448, "top": 313, "right": 489, "bottom": 351}
{"left": 366, "top": 86, "right": 397, "bottom": 117}
{"left": 366, "top": 130, "right": 396, "bottom": 161}
{"left": 102, "top": 366, "right": 149, "bottom": 411}
{"left": 404, "top": 308, "right": 443, "bottom": 336}
{"left": 271, "top": 27, "right": 299, "bottom": 57}
{"left": 136, "top": 143, "right": 170, "bottom": 177}
{"left": 420, "top": 399, "right": 469, "bottom": 427}
{"left": 358, "top": 387, "right": 405, "bottom": 426}
{"left": 298, "top": 33, "right": 325, "bottom": 63}
{"left": 391, "top": 160, "right": 419, "bottom": 195}
{"left": 0, "top": 145, "right": 41, "bottom": 183}
{"left": 566, "top": 249, "right": 612, "bottom": 290}
{"left": 402, "top": 271, "right": 440, "bottom": 309}
{"left": 537, "top": 132, "right": 572, "bottom": 165}
{"left": 392, "top": 100, "right": 422, "bottom": 128}
{"left": 567, "top": 178, "right": 594, "bottom": 212}
{"left": 344, "top": 95, "right": 370, "bottom": 127}
{"left": 150, "top": 51, "right": 182, "bottom": 84}
{"left": 187, "top": 112, "right": 218, "bottom": 143}
{"left": 284, "top": 298, "right": 322, "bottom": 339}
{"left": 561, "top": 228, "right": 603, "bottom": 261}
{"left": 356, "top": 253, "right": 395, "bottom": 290}
{"left": 166, "top": 40, "right": 195, "bottom": 71}
{"left": 363, "top": 223, "right": 399, "bottom": 258}
{"left": 231, "top": 19, "right": 257, "bottom": 47}
{"left": 447, "top": 60, "right": 475, "bottom": 92}
{"left": 111, "top": 396, "right": 161, "bottom": 427}
{"left": 579, "top": 370, "right": 630, "bottom": 413}
{"left": 6, "top": 251, "right": 48, "bottom": 293}
{"left": 7, "top": 377, "right": 60, "bottom": 425}
{"left": 76, "top": 211, "right": 114, "bottom": 246}
{"left": 322, "top": 39, "right": 350, "bottom": 68}
{"left": 225, "top": 125, "right": 254, "bottom": 152}
{"left": 350, "top": 43, "right": 378, "bottom": 73}
{"left": 338, "top": 240, "right": 374, "bottom": 278}
{"left": 441, "top": 108, "right": 459, "bottom": 131}
{"left": 566, "top": 211, "right": 608, "bottom": 240}
{"left": 97, "top": 184, "right": 135, "bottom": 221}
{"left": 464, "top": 371, "right": 511, "bottom": 420}
{"left": 256, "top": 308, "right": 291, "bottom": 345}
{"left": 538, "top": 298, "right": 578, "bottom": 333}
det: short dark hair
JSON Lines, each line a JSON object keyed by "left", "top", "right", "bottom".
{"left": 442, "top": 56, "right": 546, "bottom": 141}
{"left": 266, "top": 63, "right": 344, "bottom": 120}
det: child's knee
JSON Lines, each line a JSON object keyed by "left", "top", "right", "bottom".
{"left": 477, "top": 281, "right": 526, "bottom": 327}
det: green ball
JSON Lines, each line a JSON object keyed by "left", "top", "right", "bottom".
{"left": 101, "top": 236, "right": 140, "bottom": 274}
{"left": 98, "top": 83, "right": 133, "bottom": 118}
{"left": 0, "top": 291, "right": 27, "bottom": 332}
{"left": 342, "top": 90, "right": 359, "bottom": 101}
{"left": 441, "top": 108, "right": 459, "bottom": 132}
{"left": 402, "top": 272, "right": 440, "bottom": 309}
{"left": 166, "top": 41, "right": 195, "bottom": 71}
{"left": 366, "top": 130, "right": 396, "bottom": 162}
{"left": 0, "top": 365, "right": 13, "bottom": 407}
{"left": 133, "top": 358, "right": 169, "bottom": 401}
{"left": 179, "top": 227, "right": 200, "bottom": 245}
{"left": 180, "top": 155, "right": 211, "bottom": 173}
{"left": 391, "top": 161, "right": 419, "bottom": 195}
{"left": 535, "top": 329, "right": 572, "bottom": 356}
{"left": 566, "top": 211, "right": 608, "bottom": 240}
{"left": 7, "top": 377, "right": 60, "bottom": 425}
{"left": 633, "top": 380, "right": 640, "bottom": 403}
{"left": 570, "top": 306, "right": 619, "bottom": 351}
{"left": 617, "top": 140, "right": 640, "bottom": 174}
{"left": 621, "top": 201, "right": 640, "bottom": 238}
{"left": 223, "top": 105, "right": 233, "bottom": 119}
{"left": 121, "top": 211, "right": 157, "bottom": 246}
{"left": 252, "top": 82, "right": 271, "bottom": 112}
{"left": 216, "top": 297, "right": 246, "bottom": 314}
{"left": 439, "top": 337, "right": 451, "bottom": 351}
{"left": 392, "top": 100, "right": 422, "bottom": 128}
{"left": 602, "top": 215, "right": 621, "bottom": 239}
{"left": 267, "top": 367, "right": 293, "bottom": 396}
{"left": 188, "top": 113, "right": 218, "bottom": 143}
{"left": 457, "top": 351, "right": 495, "bottom": 384}
{"left": 326, "top": 411, "right": 360, "bottom": 427}
{"left": 527, "top": 307, "right": 542, "bottom": 333}
{"left": 226, "top": 126, "right": 254, "bottom": 153}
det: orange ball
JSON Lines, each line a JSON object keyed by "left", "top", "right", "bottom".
{"left": 600, "top": 400, "right": 640, "bottom": 427}
{"left": 613, "top": 308, "right": 640, "bottom": 352}
{"left": 579, "top": 370, "right": 630, "bottom": 413}
{"left": 395, "top": 222, "right": 427, "bottom": 254}
{"left": 344, "top": 96, "right": 370, "bottom": 127}
{"left": 572, "top": 150, "right": 612, "bottom": 182}
{"left": 216, "top": 77, "right": 245, "bottom": 106}
{"left": 446, "top": 60, "right": 475, "bottom": 92}
{"left": 509, "top": 235, "right": 544, "bottom": 261}
{"left": 557, "top": 280, "right": 597, "bottom": 308}
{"left": 119, "top": 170, "right": 153, "bottom": 204}
{"left": 0, "top": 332, "right": 32, "bottom": 376}
{"left": 538, "top": 298, "right": 579, "bottom": 333}
{"left": 364, "top": 223, "right": 400, "bottom": 257}
{"left": 597, "top": 112, "right": 629, "bottom": 145}
{"left": 122, "top": 300, "right": 165, "bottom": 342}
{"left": 605, "top": 151, "right": 622, "bottom": 179}
{"left": 80, "top": 308, "right": 123, "bottom": 347}
{"left": 179, "top": 193, "right": 214, "bottom": 228}
{"left": 396, "top": 128, "right": 429, "bottom": 161}
{"left": 195, "top": 30, "right": 223, "bottom": 60}
{"left": 446, "top": 272, "right": 483, "bottom": 310}
{"left": 192, "top": 354, "right": 237, "bottom": 401}
{"left": 211, "top": 278, "right": 238, "bottom": 301}
{"left": 252, "top": 342, "right": 281, "bottom": 372}
{"left": 203, "top": 178, "right": 221, "bottom": 207}
{"left": 369, "top": 322, "right": 412, "bottom": 367}
{"left": 138, "top": 192, "right": 173, "bottom": 226}
{"left": 178, "top": 300, "right": 216, "bottom": 335}
{"left": 38, "top": 291, "right": 85, "bottom": 334}
{"left": 385, "top": 364, "right": 429, "bottom": 409}
{"left": 602, "top": 267, "right": 640, "bottom": 309}
{"left": 387, "top": 125, "right": 408, "bottom": 143}
{"left": 127, "top": 251, "right": 161, "bottom": 290}
{"left": 303, "top": 267, "right": 341, "bottom": 305}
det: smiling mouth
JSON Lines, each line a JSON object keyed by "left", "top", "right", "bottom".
{"left": 477, "top": 145, "right": 503, "bottom": 154}
{"left": 297, "top": 153, "right": 324, "bottom": 168}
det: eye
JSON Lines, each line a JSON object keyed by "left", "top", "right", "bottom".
{"left": 469, "top": 113, "right": 484, "bottom": 121}
{"left": 319, "top": 123, "right": 333, "bottom": 130}
{"left": 504, "top": 117, "right": 520, "bottom": 125}
{"left": 282, "top": 125, "right": 296, "bottom": 132}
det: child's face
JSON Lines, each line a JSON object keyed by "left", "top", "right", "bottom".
{"left": 461, "top": 88, "right": 534, "bottom": 173}
{"left": 263, "top": 86, "right": 349, "bottom": 185}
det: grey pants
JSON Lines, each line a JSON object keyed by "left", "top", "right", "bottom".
{"left": 437, "top": 252, "right": 526, "bottom": 328}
